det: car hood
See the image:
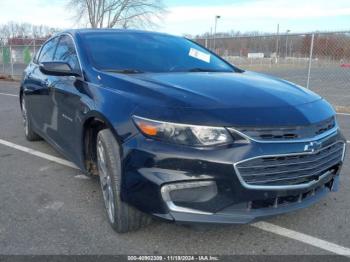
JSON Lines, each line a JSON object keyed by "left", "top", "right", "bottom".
{"left": 102, "top": 71, "right": 333, "bottom": 126}
{"left": 131, "top": 71, "right": 321, "bottom": 109}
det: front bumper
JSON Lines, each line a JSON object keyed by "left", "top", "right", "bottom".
{"left": 120, "top": 129, "right": 346, "bottom": 224}
{"left": 164, "top": 173, "right": 339, "bottom": 224}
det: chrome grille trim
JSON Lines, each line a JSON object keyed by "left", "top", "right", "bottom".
{"left": 233, "top": 141, "right": 345, "bottom": 190}
{"left": 228, "top": 122, "right": 338, "bottom": 143}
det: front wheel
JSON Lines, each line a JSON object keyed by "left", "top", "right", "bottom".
{"left": 96, "top": 129, "right": 152, "bottom": 233}
{"left": 21, "top": 95, "right": 41, "bottom": 141}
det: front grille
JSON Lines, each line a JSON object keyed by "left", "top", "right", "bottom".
{"left": 235, "top": 142, "right": 344, "bottom": 187}
{"left": 232, "top": 117, "right": 336, "bottom": 141}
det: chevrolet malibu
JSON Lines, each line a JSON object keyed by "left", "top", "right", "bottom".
{"left": 20, "top": 29, "right": 347, "bottom": 233}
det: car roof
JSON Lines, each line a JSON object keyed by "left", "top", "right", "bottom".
{"left": 61, "top": 28, "right": 179, "bottom": 38}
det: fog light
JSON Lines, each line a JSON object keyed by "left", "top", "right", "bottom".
{"left": 161, "top": 181, "right": 217, "bottom": 214}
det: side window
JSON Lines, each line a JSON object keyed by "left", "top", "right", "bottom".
{"left": 38, "top": 38, "right": 58, "bottom": 63}
{"left": 54, "top": 35, "right": 80, "bottom": 72}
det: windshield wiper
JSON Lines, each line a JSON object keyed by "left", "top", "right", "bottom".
{"left": 102, "top": 69, "right": 144, "bottom": 74}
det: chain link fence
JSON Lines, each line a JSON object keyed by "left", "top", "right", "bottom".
{"left": 0, "top": 37, "right": 46, "bottom": 79}
{"left": 196, "top": 31, "right": 350, "bottom": 108}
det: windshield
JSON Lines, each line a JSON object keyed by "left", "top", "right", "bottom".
{"left": 81, "top": 32, "right": 237, "bottom": 73}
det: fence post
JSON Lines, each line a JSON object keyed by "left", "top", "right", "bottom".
{"left": 9, "top": 44, "right": 14, "bottom": 79}
{"left": 33, "top": 38, "right": 36, "bottom": 55}
{"left": 306, "top": 33, "right": 315, "bottom": 89}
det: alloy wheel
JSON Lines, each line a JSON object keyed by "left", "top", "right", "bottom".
{"left": 97, "top": 139, "right": 116, "bottom": 224}
{"left": 21, "top": 97, "right": 29, "bottom": 136}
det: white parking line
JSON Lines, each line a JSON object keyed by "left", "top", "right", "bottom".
{"left": 0, "top": 139, "right": 77, "bottom": 169}
{"left": 0, "top": 92, "right": 18, "bottom": 97}
{"left": 0, "top": 137, "right": 350, "bottom": 255}
{"left": 252, "top": 222, "right": 350, "bottom": 257}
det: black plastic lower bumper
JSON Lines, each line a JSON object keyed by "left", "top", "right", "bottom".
{"left": 159, "top": 174, "right": 338, "bottom": 224}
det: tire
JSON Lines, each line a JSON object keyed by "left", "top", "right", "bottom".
{"left": 96, "top": 129, "right": 152, "bottom": 233}
{"left": 21, "top": 95, "right": 41, "bottom": 141}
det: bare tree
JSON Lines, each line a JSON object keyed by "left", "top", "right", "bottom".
{"left": 0, "top": 22, "right": 60, "bottom": 39}
{"left": 68, "top": 0, "right": 166, "bottom": 29}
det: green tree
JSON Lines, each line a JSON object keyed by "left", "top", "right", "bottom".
{"left": 2, "top": 47, "right": 10, "bottom": 64}
{"left": 23, "top": 47, "right": 32, "bottom": 64}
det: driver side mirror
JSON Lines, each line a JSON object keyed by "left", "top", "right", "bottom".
{"left": 39, "top": 61, "right": 80, "bottom": 77}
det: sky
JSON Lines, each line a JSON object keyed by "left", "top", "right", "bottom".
{"left": 0, "top": 0, "right": 350, "bottom": 36}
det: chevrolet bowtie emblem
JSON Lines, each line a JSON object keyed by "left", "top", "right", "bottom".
{"left": 304, "top": 141, "right": 322, "bottom": 152}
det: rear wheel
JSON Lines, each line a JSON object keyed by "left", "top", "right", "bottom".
{"left": 96, "top": 129, "right": 152, "bottom": 233}
{"left": 21, "top": 95, "right": 41, "bottom": 141}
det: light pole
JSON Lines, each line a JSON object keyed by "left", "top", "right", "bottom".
{"left": 210, "top": 27, "right": 213, "bottom": 50}
{"left": 275, "top": 24, "right": 279, "bottom": 63}
{"left": 285, "top": 29, "right": 290, "bottom": 58}
{"left": 213, "top": 15, "right": 221, "bottom": 51}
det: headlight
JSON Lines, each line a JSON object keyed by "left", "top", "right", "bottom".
{"left": 132, "top": 116, "right": 233, "bottom": 146}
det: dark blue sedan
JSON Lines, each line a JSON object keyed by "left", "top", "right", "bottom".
{"left": 20, "top": 29, "right": 347, "bottom": 233}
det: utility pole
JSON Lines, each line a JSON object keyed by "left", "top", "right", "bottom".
{"left": 275, "top": 24, "right": 280, "bottom": 63}
{"left": 213, "top": 15, "right": 221, "bottom": 51}
{"left": 306, "top": 34, "right": 315, "bottom": 89}
{"left": 285, "top": 29, "right": 290, "bottom": 58}
{"left": 210, "top": 27, "right": 213, "bottom": 50}
{"left": 9, "top": 44, "right": 14, "bottom": 79}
